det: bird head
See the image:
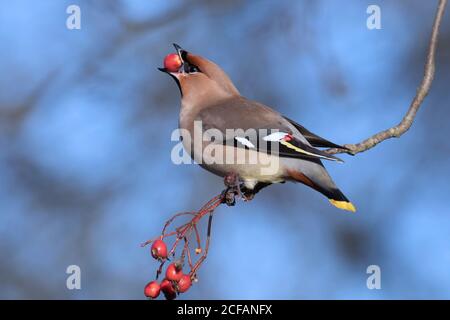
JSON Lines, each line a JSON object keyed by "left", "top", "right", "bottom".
{"left": 159, "top": 44, "right": 239, "bottom": 107}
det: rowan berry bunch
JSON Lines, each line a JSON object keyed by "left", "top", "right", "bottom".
{"left": 142, "top": 193, "right": 227, "bottom": 300}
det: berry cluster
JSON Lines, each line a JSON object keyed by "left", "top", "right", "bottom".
{"left": 144, "top": 264, "right": 192, "bottom": 300}
{"left": 144, "top": 241, "right": 192, "bottom": 300}
{"left": 142, "top": 194, "right": 224, "bottom": 300}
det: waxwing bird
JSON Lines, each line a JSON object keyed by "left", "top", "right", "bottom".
{"left": 159, "top": 44, "right": 356, "bottom": 212}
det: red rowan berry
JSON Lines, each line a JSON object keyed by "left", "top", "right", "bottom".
{"left": 160, "top": 279, "right": 177, "bottom": 300}
{"left": 144, "top": 281, "right": 160, "bottom": 299}
{"left": 177, "top": 274, "right": 192, "bottom": 293}
{"left": 166, "top": 263, "right": 183, "bottom": 282}
{"left": 151, "top": 239, "right": 168, "bottom": 260}
{"left": 163, "top": 53, "right": 182, "bottom": 72}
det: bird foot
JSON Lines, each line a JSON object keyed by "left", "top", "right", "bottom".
{"left": 222, "top": 173, "right": 243, "bottom": 206}
{"left": 222, "top": 188, "right": 237, "bottom": 206}
{"left": 222, "top": 173, "right": 258, "bottom": 205}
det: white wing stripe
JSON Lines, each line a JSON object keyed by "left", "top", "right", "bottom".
{"left": 262, "top": 132, "right": 289, "bottom": 142}
{"left": 235, "top": 137, "right": 256, "bottom": 149}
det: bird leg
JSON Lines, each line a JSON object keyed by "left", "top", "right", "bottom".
{"left": 223, "top": 172, "right": 239, "bottom": 187}
{"left": 222, "top": 172, "right": 241, "bottom": 206}
{"left": 223, "top": 174, "right": 272, "bottom": 203}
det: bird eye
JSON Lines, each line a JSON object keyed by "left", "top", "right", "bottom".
{"left": 188, "top": 65, "right": 200, "bottom": 73}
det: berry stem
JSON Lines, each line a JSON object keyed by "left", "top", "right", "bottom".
{"left": 143, "top": 174, "right": 248, "bottom": 298}
{"left": 190, "top": 213, "right": 214, "bottom": 277}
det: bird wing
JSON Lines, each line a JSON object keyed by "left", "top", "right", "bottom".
{"left": 196, "top": 97, "right": 343, "bottom": 162}
{"left": 282, "top": 116, "right": 349, "bottom": 150}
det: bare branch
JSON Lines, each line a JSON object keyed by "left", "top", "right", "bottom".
{"left": 327, "top": 0, "right": 447, "bottom": 155}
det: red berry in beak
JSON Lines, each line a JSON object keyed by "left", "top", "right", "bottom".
{"left": 160, "top": 279, "right": 177, "bottom": 300}
{"left": 163, "top": 53, "right": 182, "bottom": 72}
{"left": 165, "top": 262, "right": 183, "bottom": 282}
{"left": 177, "top": 274, "right": 192, "bottom": 293}
{"left": 144, "top": 281, "right": 160, "bottom": 299}
{"left": 151, "top": 239, "right": 168, "bottom": 260}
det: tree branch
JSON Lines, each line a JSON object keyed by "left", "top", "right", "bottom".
{"left": 327, "top": 0, "right": 447, "bottom": 155}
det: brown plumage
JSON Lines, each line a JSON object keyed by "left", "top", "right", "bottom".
{"left": 159, "top": 44, "right": 356, "bottom": 212}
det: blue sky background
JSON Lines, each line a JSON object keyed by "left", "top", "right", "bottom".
{"left": 1, "top": 0, "right": 450, "bottom": 299}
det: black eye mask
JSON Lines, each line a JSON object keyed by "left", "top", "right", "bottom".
{"left": 183, "top": 61, "right": 201, "bottom": 74}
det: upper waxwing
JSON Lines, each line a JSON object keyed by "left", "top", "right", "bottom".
{"left": 159, "top": 44, "right": 356, "bottom": 212}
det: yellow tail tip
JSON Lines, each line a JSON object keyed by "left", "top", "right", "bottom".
{"left": 329, "top": 199, "right": 357, "bottom": 212}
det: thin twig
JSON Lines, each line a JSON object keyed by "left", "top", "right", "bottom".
{"left": 190, "top": 213, "right": 214, "bottom": 277}
{"left": 327, "top": 0, "right": 447, "bottom": 155}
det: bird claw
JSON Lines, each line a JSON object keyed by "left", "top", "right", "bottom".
{"left": 225, "top": 191, "right": 236, "bottom": 206}
{"left": 222, "top": 173, "right": 257, "bottom": 204}
{"left": 221, "top": 187, "right": 237, "bottom": 206}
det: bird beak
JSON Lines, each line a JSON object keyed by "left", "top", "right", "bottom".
{"left": 174, "top": 43, "right": 191, "bottom": 74}
{"left": 173, "top": 43, "right": 186, "bottom": 62}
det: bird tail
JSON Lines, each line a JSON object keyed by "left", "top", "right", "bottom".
{"left": 286, "top": 167, "right": 356, "bottom": 213}
{"left": 327, "top": 188, "right": 356, "bottom": 212}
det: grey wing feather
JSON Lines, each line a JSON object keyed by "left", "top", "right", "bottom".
{"left": 283, "top": 116, "right": 349, "bottom": 150}
{"left": 197, "top": 97, "right": 343, "bottom": 162}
